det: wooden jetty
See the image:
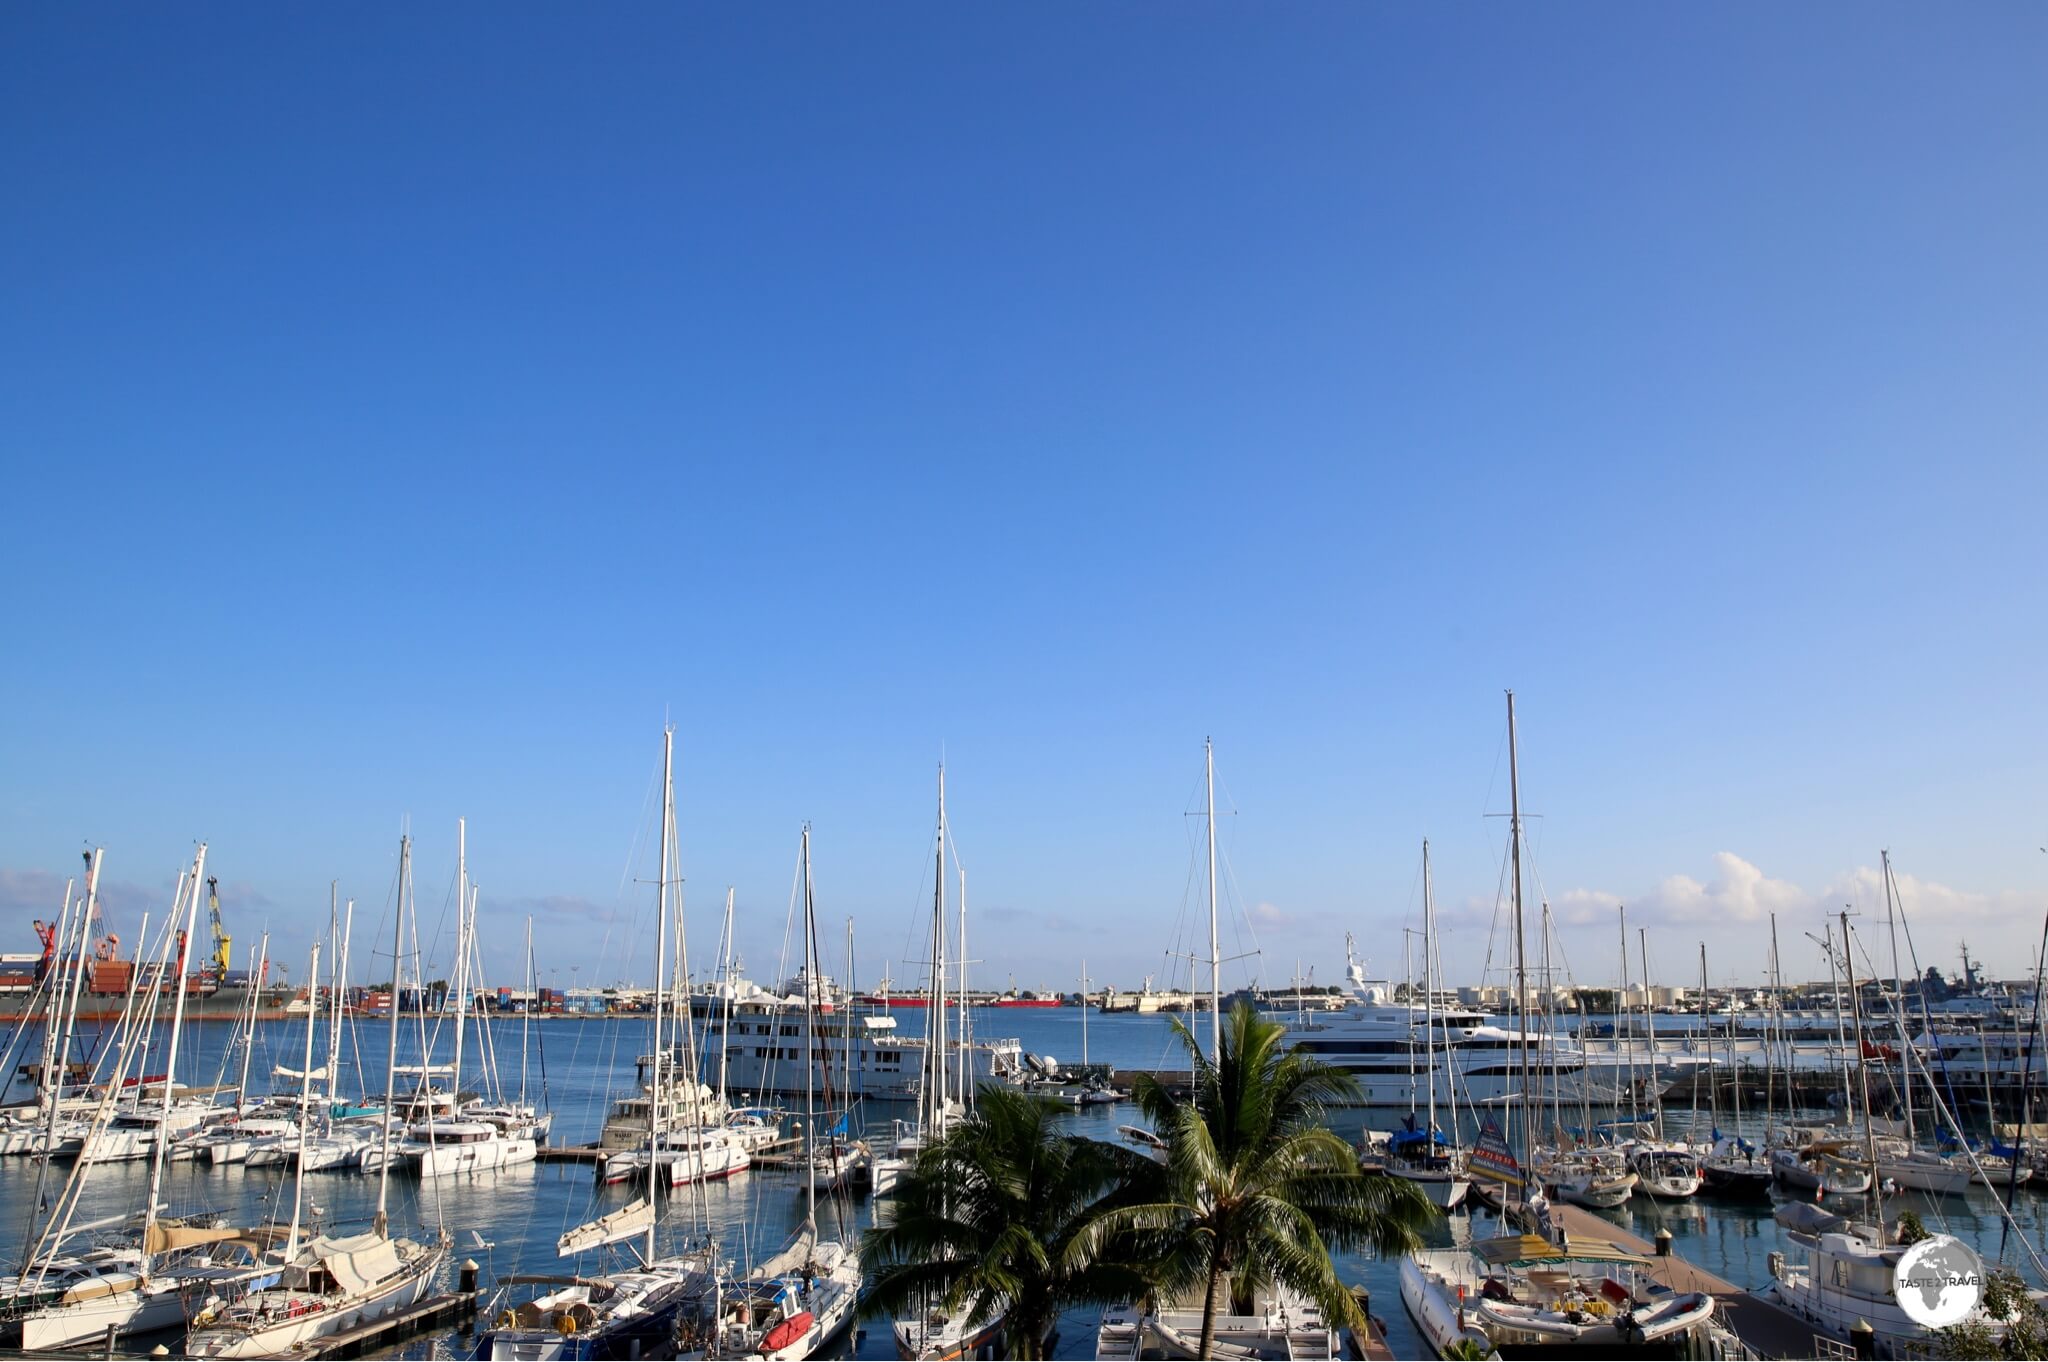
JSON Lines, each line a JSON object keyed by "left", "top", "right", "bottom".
{"left": 300, "top": 1290, "right": 478, "bottom": 1359}
{"left": 535, "top": 1143, "right": 607, "bottom": 1165}
{"left": 1345, "top": 1285, "right": 1396, "bottom": 1361}
{"left": 539, "top": 1138, "right": 806, "bottom": 1168}
{"left": 1547, "top": 1202, "right": 1836, "bottom": 1359}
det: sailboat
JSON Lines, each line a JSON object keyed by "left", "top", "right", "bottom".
{"left": 1098, "top": 740, "right": 1344, "bottom": 1361}
{"left": 19, "top": 848, "right": 282, "bottom": 1350}
{"left": 682, "top": 825, "right": 862, "bottom": 1361}
{"left": 1697, "top": 938, "right": 1770, "bottom": 1199}
{"left": 1380, "top": 840, "right": 1471, "bottom": 1211}
{"left": 890, "top": 766, "right": 1007, "bottom": 1359}
{"left": 186, "top": 834, "right": 448, "bottom": 1358}
{"left": 390, "top": 822, "right": 538, "bottom": 1178}
{"left": 480, "top": 729, "right": 713, "bottom": 1361}
{"left": 875, "top": 765, "right": 960, "bottom": 1200}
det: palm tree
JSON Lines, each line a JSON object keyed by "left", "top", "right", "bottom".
{"left": 1092, "top": 1001, "right": 1434, "bottom": 1358}
{"left": 859, "top": 1085, "right": 1154, "bottom": 1360}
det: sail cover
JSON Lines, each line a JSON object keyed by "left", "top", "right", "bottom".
{"left": 557, "top": 1198, "right": 654, "bottom": 1257}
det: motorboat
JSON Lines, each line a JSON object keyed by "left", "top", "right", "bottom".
{"left": 1767, "top": 1227, "right": 1997, "bottom": 1357}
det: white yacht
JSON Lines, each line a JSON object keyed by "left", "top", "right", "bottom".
{"left": 1766, "top": 1227, "right": 2001, "bottom": 1357}
{"left": 707, "top": 1007, "right": 1025, "bottom": 1100}
{"left": 1280, "top": 1001, "right": 1585, "bottom": 1108}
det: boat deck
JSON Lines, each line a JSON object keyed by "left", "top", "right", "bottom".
{"left": 1547, "top": 1202, "right": 1834, "bottom": 1359}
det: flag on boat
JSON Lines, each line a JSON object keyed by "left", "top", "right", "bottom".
{"left": 1468, "top": 1117, "right": 1524, "bottom": 1189}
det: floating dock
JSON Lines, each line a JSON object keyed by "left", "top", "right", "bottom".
{"left": 534, "top": 1143, "right": 608, "bottom": 1165}
{"left": 1546, "top": 1202, "right": 1834, "bottom": 1359}
{"left": 299, "top": 1290, "right": 478, "bottom": 1359}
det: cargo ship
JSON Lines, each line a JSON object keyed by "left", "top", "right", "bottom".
{"left": 0, "top": 886, "right": 297, "bottom": 1025}
{"left": 0, "top": 954, "right": 296, "bottom": 1023}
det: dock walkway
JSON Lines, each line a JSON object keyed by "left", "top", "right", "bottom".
{"left": 1548, "top": 1202, "right": 1832, "bottom": 1359}
{"left": 300, "top": 1290, "right": 478, "bottom": 1359}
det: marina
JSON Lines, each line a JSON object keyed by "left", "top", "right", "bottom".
{"left": 2, "top": 1002, "right": 2048, "bottom": 1357}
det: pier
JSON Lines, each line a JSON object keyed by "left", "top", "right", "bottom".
{"left": 1546, "top": 1202, "right": 1836, "bottom": 1359}
{"left": 297, "top": 1290, "right": 478, "bottom": 1359}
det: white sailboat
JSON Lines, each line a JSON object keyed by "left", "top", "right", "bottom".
{"left": 1098, "top": 741, "right": 1345, "bottom": 1360}
{"left": 21, "top": 848, "right": 280, "bottom": 1349}
{"left": 397, "top": 822, "right": 537, "bottom": 1178}
{"left": 876, "top": 765, "right": 957, "bottom": 1201}
{"left": 1381, "top": 839, "right": 1471, "bottom": 1211}
{"left": 685, "top": 825, "right": 862, "bottom": 1361}
{"left": 186, "top": 834, "right": 448, "bottom": 1358}
{"left": 483, "top": 727, "right": 724, "bottom": 1361}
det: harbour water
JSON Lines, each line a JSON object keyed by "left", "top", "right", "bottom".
{"left": 8, "top": 1006, "right": 2048, "bottom": 1358}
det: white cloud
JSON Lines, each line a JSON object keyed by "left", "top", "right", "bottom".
{"left": 1563, "top": 852, "right": 2033, "bottom": 931}
{"left": 1251, "top": 901, "right": 1293, "bottom": 928}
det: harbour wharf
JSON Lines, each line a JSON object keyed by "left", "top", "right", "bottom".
{"left": 534, "top": 1143, "right": 606, "bottom": 1164}
{"left": 299, "top": 1290, "right": 478, "bottom": 1359}
{"left": 1547, "top": 1202, "right": 1833, "bottom": 1359}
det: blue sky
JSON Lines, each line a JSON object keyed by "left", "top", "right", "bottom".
{"left": 2, "top": 5, "right": 2043, "bottom": 995}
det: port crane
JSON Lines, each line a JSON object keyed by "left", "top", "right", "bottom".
{"left": 205, "top": 876, "right": 232, "bottom": 978}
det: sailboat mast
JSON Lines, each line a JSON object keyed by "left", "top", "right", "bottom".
{"left": 238, "top": 934, "right": 269, "bottom": 1113}
{"left": 328, "top": 896, "right": 352, "bottom": 1107}
{"left": 1826, "top": 925, "right": 1851, "bottom": 1113}
{"left": 1081, "top": 959, "right": 1089, "bottom": 1068}
{"left": 1766, "top": 913, "right": 1782, "bottom": 1135}
{"left": 34, "top": 880, "right": 76, "bottom": 1125}
{"left": 648, "top": 728, "right": 673, "bottom": 1262}
{"left": 1619, "top": 907, "right": 1633, "bottom": 1119}
{"left": 931, "top": 765, "right": 948, "bottom": 1134}
{"left": 451, "top": 819, "right": 467, "bottom": 1105}
{"left": 1700, "top": 943, "right": 1715, "bottom": 1138}
{"left": 1841, "top": 910, "right": 1883, "bottom": 1241}
{"left": 1641, "top": 928, "right": 1662, "bottom": 1140}
{"left": 1882, "top": 850, "right": 1914, "bottom": 1140}
{"left": 143, "top": 843, "right": 208, "bottom": 1283}
{"left": 376, "top": 834, "right": 408, "bottom": 1237}
{"left": 1423, "top": 839, "right": 1437, "bottom": 1142}
{"left": 1206, "top": 737, "right": 1221, "bottom": 1062}
{"left": 287, "top": 941, "right": 322, "bottom": 1261}
{"left": 1543, "top": 901, "right": 1559, "bottom": 1140}
{"left": 802, "top": 825, "right": 818, "bottom": 1239}
{"left": 718, "top": 888, "right": 735, "bottom": 1108}
{"left": 1505, "top": 692, "right": 1531, "bottom": 1176}
{"left": 521, "top": 917, "right": 533, "bottom": 1108}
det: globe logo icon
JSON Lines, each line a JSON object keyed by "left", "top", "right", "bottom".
{"left": 1894, "top": 1235, "right": 1986, "bottom": 1329}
